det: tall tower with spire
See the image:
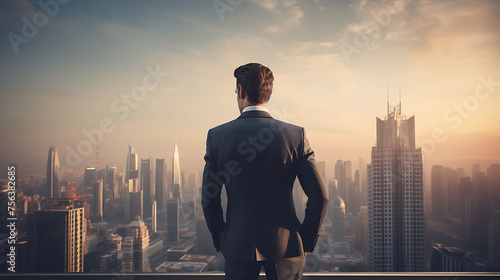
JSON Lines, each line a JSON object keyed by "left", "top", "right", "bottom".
{"left": 46, "top": 146, "right": 60, "bottom": 198}
{"left": 172, "top": 138, "right": 182, "bottom": 200}
{"left": 368, "top": 96, "right": 424, "bottom": 272}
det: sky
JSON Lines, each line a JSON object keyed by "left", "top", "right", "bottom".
{"left": 0, "top": 0, "right": 499, "bottom": 179}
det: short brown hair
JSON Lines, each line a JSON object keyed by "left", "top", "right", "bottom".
{"left": 234, "top": 63, "right": 274, "bottom": 104}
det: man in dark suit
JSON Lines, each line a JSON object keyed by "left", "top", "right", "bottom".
{"left": 202, "top": 63, "right": 328, "bottom": 280}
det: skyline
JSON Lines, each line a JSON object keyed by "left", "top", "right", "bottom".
{"left": 1, "top": 0, "right": 499, "bottom": 175}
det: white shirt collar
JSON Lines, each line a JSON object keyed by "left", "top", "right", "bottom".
{"left": 242, "top": 105, "right": 269, "bottom": 113}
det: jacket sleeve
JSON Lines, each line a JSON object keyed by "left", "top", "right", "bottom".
{"left": 296, "top": 127, "right": 329, "bottom": 252}
{"left": 201, "top": 129, "right": 225, "bottom": 251}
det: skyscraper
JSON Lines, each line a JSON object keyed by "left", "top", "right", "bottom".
{"left": 121, "top": 216, "right": 151, "bottom": 272}
{"left": 166, "top": 198, "right": 180, "bottom": 242}
{"left": 470, "top": 171, "right": 489, "bottom": 251}
{"left": 84, "top": 167, "right": 96, "bottom": 188}
{"left": 431, "top": 165, "right": 445, "bottom": 219}
{"left": 141, "top": 158, "right": 154, "bottom": 219}
{"left": 33, "top": 199, "right": 85, "bottom": 272}
{"left": 327, "top": 179, "right": 338, "bottom": 226}
{"left": 126, "top": 145, "right": 140, "bottom": 193}
{"left": 432, "top": 166, "right": 460, "bottom": 218}
{"left": 359, "top": 157, "right": 368, "bottom": 207}
{"left": 172, "top": 140, "right": 182, "bottom": 200}
{"left": 106, "top": 166, "right": 117, "bottom": 200}
{"left": 344, "top": 160, "right": 352, "bottom": 186}
{"left": 45, "top": 146, "right": 60, "bottom": 198}
{"left": 331, "top": 196, "right": 346, "bottom": 242}
{"left": 487, "top": 164, "right": 500, "bottom": 213}
{"left": 368, "top": 101, "right": 424, "bottom": 272}
{"left": 152, "top": 201, "right": 157, "bottom": 234}
{"left": 457, "top": 177, "right": 472, "bottom": 222}
{"left": 351, "top": 169, "right": 361, "bottom": 214}
{"left": 155, "top": 158, "right": 167, "bottom": 211}
{"left": 93, "top": 180, "right": 103, "bottom": 222}
{"left": 126, "top": 145, "right": 140, "bottom": 221}
{"left": 335, "top": 160, "right": 346, "bottom": 201}
{"left": 130, "top": 191, "right": 143, "bottom": 221}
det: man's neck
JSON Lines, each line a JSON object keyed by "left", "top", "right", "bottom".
{"left": 242, "top": 104, "right": 269, "bottom": 113}
{"left": 247, "top": 103, "right": 267, "bottom": 108}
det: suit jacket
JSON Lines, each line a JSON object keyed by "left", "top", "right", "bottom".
{"left": 202, "top": 110, "right": 328, "bottom": 261}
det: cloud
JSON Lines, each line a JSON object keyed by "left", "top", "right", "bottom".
{"left": 251, "top": 0, "right": 304, "bottom": 33}
{"left": 334, "top": 0, "right": 499, "bottom": 66}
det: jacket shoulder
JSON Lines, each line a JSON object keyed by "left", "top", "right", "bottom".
{"left": 209, "top": 117, "right": 303, "bottom": 135}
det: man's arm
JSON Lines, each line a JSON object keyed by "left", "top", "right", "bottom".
{"left": 201, "top": 129, "right": 225, "bottom": 251}
{"left": 296, "top": 127, "right": 329, "bottom": 252}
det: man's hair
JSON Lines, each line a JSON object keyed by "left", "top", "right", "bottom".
{"left": 234, "top": 63, "right": 274, "bottom": 104}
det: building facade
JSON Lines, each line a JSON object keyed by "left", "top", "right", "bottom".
{"left": 46, "top": 146, "right": 60, "bottom": 198}
{"left": 368, "top": 101, "right": 424, "bottom": 271}
{"left": 33, "top": 200, "right": 85, "bottom": 272}
{"left": 172, "top": 141, "right": 182, "bottom": 200}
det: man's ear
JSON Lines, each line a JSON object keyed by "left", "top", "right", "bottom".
{"left": 238, "top": 84, "right": 246, "bottom": 100}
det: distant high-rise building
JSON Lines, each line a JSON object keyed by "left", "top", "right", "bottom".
{"left": 447, "top": 168, "right": 459, "bottom": 216}
{"left": 121, "top": 216, "right": 151, "bottom": 272}
{"left": 344, "top": 160, "right": 352, "bottom": 186}
{"left": 487, "top": 164, "right": 500, "bottom": 213}
{"left": 355, "top": 206, "right": 369, "bottom": 259}
{"left": 331, "top": 196, "right": 346, "bottom": 242}
{"left": 431, "top": 165, "right": 446, "bottom": 219}
{"left": 457, "top": 177, "right": 473, "bottom": 222}
{"left": 470, "top": 171, "right": 489, "bottom": 251}
{"left": 126, "top": 145, "right": 140, "bottom": 221}
{"left": 472, "top": 164, "right": 481, "bottom": 181}
{"left": 152, "top": 201, "right": 157, "bottom": 234}
{"left": 359, "top": 158, "right": 368, "bottom": 207}
{"left": 368, "top": 100, "right": 424, "bottom": 272}
{"left": 433, "top": 165, "right": 469, "bottom": 220}
{"left": 430, "top": 244, "right": 466, "bottom": 272}
{"left": 93, "top": 180, "right": 103, "bottom": 222}
{"left": 141, "top": 158, "right": 154, "bottom": 219}
{"left": 106, "top": 166, "right": 117, "bottom": 200}
{"left": 172, "top": 141, "right": 182, "bottom": 200}
{"left": 166, "top": 198, "right": 180, "bottom": 242}
{"left": 155, "top": 158, "right": 167, "bottom": 211}
{"left": 126, "top": 145, "right": 140, "bottom": 192}
{"left": 327, "top": 179, "right": 338, "bottom": 223}
{"left": 130, "top": 191, "right": 143, "bottom": 221}
{"left": 335, "top": 160, "right": 346, "bottom": 201}
{"left": 84, "top": 167, "right": 96, "bottom": 188}
{"left": 350, "top": 169, "right": 361, "bottom": 215}
{"left": 33, "top": 199, "right": 85, "bottom": 272}
{"left": 46, "top": 146, "right": 60, "bottom": 198}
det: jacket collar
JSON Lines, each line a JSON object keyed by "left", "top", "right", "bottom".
{"left": 237, "top": 110, "right": 274, "bottom": 119}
